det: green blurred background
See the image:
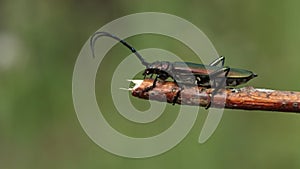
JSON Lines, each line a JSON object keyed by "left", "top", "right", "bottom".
{"left": 1, "top": 0, "right": 300, "bottom": 169}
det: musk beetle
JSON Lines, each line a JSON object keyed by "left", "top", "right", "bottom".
{"left": 90, "top": 32, "right": 257, "bottom": 108}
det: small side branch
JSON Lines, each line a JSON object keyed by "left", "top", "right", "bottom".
{"left": 130, "top": 79, "right": 300, "bottom": 113}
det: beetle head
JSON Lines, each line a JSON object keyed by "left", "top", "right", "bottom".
{"left": 143, "top": 61, "right": 171, "bottom": 79}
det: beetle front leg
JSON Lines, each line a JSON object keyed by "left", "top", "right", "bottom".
{"left": 205, "top": 66, "right": 230, "bottom": 109}
{"left": 172, "top": 87, "right": 182, "bottom": 105}
{"left": 143, "top": 74, "right": 160, "bottom": 92}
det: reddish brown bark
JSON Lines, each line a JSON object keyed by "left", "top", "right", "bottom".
{"left": 131, "top": 79, "right": 300, "bottom": 113}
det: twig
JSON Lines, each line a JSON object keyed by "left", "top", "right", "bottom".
{"left": 130, "top": 79, "right": 300, "bottom": 113}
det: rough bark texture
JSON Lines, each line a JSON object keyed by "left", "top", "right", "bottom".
{"left": 131, "top": 79, "right": 300, "bottom": 113}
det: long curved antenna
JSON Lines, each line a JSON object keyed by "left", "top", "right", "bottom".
{"left": 90, "top": 31, "right": 149, "bottom": 66}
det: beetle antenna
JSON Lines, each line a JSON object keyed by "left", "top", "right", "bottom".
{"left": 90, "top": 31, "right": 149, "bottom": 66}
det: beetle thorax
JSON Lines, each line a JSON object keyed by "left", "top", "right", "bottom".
{"left": 144, "top": 61, "right": 172, "bottom": 79}
{"left": 146, "top": 61, "right": 171, "bottom": 74}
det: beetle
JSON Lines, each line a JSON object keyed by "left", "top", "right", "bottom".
{"left": 90, "top": 32, "right": 257, "bottom": 108}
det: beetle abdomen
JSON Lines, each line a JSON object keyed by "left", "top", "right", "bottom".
{"left": 172, "top": 62, "right": 257, "bottom": 87}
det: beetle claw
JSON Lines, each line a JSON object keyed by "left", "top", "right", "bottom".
{"left": 205, "top": 101, "right": 211, "bottom": 109}
{"left": 143, "top": 85, "right": 154, "bottom": 92}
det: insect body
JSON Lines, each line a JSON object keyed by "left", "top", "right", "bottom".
{"left": 90, "top": 32, "right": 257, "bottom": 108}
{"left": 144, "top": 61, "right": 256, "bottom": 87}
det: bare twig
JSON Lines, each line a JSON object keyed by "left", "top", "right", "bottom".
{"left": 130, "top": 79, "right": 300, "bottom": 113}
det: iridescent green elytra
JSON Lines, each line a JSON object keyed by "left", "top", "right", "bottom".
{"left": 171, "top": 62, "right": 257, "bottom": 87}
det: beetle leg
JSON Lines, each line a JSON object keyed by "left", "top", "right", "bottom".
{"left": 152, "top": 75, "right": 159, "bottom": 88}
{"left": 209, "top": 56, "right": 225, "bottom": 66}
{"left": 172, "top": 87, "right": 182, "bottom": 105}
{"left": 208, "top": 66, "right": 230, "bottom": 79}
{"left": 143, "top": 74, "right": 160, "bottom": 92}
{"left": 195, "top": 76, "right": 201, "bottom": 86}
{"left": 205, "top": 66, "right": 230, "bottom": 109}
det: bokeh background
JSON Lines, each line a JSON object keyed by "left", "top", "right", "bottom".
{"left": 1, "top": 0, "right": 300, "bottom": 169}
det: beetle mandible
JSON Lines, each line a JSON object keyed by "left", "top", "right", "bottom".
{"left": 90, "top": 32, "right": 257, "bottom": 108}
